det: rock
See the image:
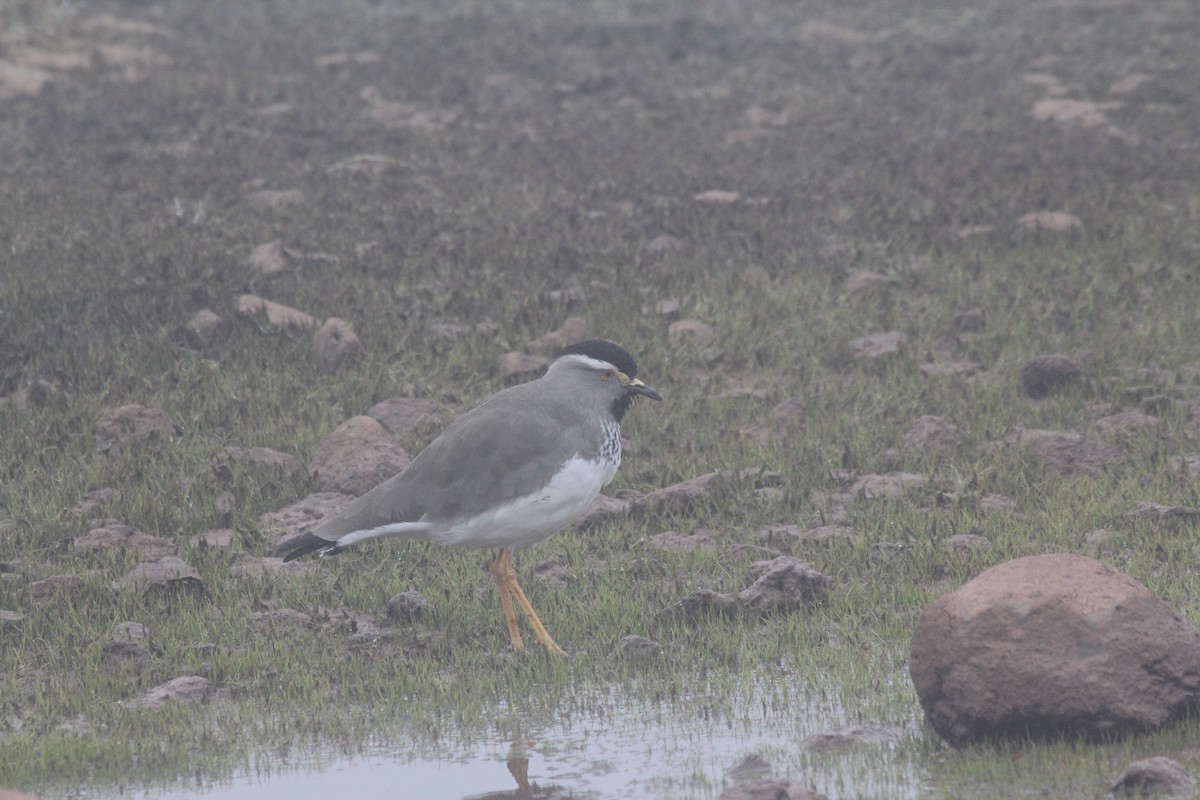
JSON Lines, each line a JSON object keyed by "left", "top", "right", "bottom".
{"left": 726, "top": 753, "right": 773, "bottom": 782}
{"left": 190, "top": 528, "right": 235, "bottom": 551}
{"left": 112, "top": 557, "right": 205, "bottom": 597}
{"left": 111, "top": 621, "right": 148, "bottom": 641}
{"left": 236, "top": 294, "right": 317, "bottom": 328}
{"left": 29, "top": 574, "right": 85, "bottom": 606}
{"left": 497, "top": 351, "right": 549, "bottom": 377}
{"left": 532, "top": 555, "right": 576, "bottom": 585}
{"left": 101, "top": 640, "right": 152, "bottom": 671}
{"left": 205, "top": 446, "right": 304, "bottom": 486}
{"left": 261, "top": 492, "right": 356, "bottom": 543}
{"left": 529, "top": 316, "right": 588, "bottom": 351}
{"left": 1111, "top": 757, "right": 1193, "bottom": 796}
{"left": 1167, "top": 455, "right": 1200, "bottom": 478}
{"left": 718, "top": 780, "right": 826, "bottom": 800}
{"left": 633, "top": 472, "right": 726, "bottom": 516}
{"left": 1095, "top": 411, "right": 1159, "bottom": 435}
{"left": 832, "top": 472, "right": 928, "bottom": 503}
{"left": 652, "top": 298, "right": 682, "bottom": 316}
{"left": 134, "top": 676, "right": 211, "bottom": 708}
{"left": 311, "top": 318, "right": 362, "bottom": 366}
{"left": 737, "top": 556, "right": 829, "bottom": 614}
{"left": 0, "top": 378, "right": 62, "bottom": 413}
{"left": 248, "top": 240, "right": 288, "bottom": 275}
{"left": 179, "top": 309, "right": 224, "bottom": 346}
{"left": 385, "top": 591, "right": 431, "bottom": 622}
{"left": 93, "top": 404, "right": 173, "bottom": 456}
{"left": 799, "top": 725, "right": 898, "bottom": 751}
{"left": 771, "top": 397, "right": 806, "bottom": 425}
{"left": 573, "top": 493, "right": 632, "bottom": 530}
{"left": 1020, "top": 355, "right": 1082, "bottom": 398}
{"left": 309, "top": 415, "right": 411, "bottom": 496}
{"left": 366, "top": 396, "right": 442, "bottom": 438}
{"left": 910, "top": 553, "right": 1200, "bottom": 747}
{"left": 610, "top": 634, "right": 662, "bottom": 659}
{"left": 70, "top": 487, "right": 122, "bottom": 518}
{"left": 72, "top": 521, "right": 174, "bottom": 558}
{"left": 668, "top": 588, "right": 742, "bottom": 619}
{"left": 850, "top": 331, "right": 907, "bottom": 360}
{"left": 979, "top": 493, "right": 1019, "bottom": 513}
{"left": 1007, "top": 428, "right": 1124, "bottom": 475}
{"left": 1016, "top": 210, "right": 1084, "bottom": 234}
{"left": 920, "top": 359, "right": 982, "bottom": 376}
{"left": 668, "top": 318, "right": 714, "bottom": 340}
{"left": 901, "top": 416, "right": 963, "bottom": 458}
{"left": 0, "top": 610, "right": 23, "bottom": 632}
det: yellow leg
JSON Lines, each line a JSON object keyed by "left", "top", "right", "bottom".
{"left": 490, "top": 549, "right": 567, "bottom": 656}
{"left": 489, "top": 550, "right": 524, "bottom": 650}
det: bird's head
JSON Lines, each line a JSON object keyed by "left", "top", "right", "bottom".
{"left": 550, "top": 339, "right": 661, "bottom": 422}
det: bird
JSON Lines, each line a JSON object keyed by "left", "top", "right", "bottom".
{"left": 277, "top": 339, "right": 661, "bottom": 655}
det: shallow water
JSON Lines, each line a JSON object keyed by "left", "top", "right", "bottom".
{"left": 75, "top": 681, "right": 918, "bottom": 800}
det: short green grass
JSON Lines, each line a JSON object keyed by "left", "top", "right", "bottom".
{"left": 2, "top": 0, "right": 1200, "bottom": 797}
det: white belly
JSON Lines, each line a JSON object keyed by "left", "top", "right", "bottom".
{"left": 434, "top": 455, "right": 617, "bottom": 550}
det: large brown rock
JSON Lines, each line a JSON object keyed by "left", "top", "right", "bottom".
{"left": 308, "top": 415, "right": 411, "bottom": 496}
{"left": 910, "top": 554, "right": 1200, "bottom": 747}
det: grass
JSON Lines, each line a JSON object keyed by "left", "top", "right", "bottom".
{"left": 3, "top": 0, "right": 1200, "bottom": 797}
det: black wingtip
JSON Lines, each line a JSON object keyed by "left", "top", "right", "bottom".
{"left": 276, "top": 531, "right": 339, "bottom": 562}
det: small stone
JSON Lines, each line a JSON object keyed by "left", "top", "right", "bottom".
{"left": 29, "top": 574, "right": 86, "bottom": 606}
{"left": 385, "top": 591, "right": 431, "bottom": 622}
{"left": 93, "top": 404, "right": 173, "bottom": 456}
{"left": 1111, "top": 757, "right": 1193, "bottom": 796}
{"left": 1094, "top": 411, "right": 1159, "bottom": 435}
{"left": 1016, "top": 210, "right": 1084, "bottom": 234}
{"left": 653, "top": 298, "right": 682, "bottom": 316}
{"left": 738, "top": 556, "right": 829, "bottom": 614}
{"left": 718, "top": 779, "right": 826, "bottom": 800}
{"left": 112, "top": 557, "right": 205, "bottom": 597}
{"left": 366, "top": 397, "right": 442, "bottom": 438}
{"left": 532, "top": 555, "right": 576, "bottom": 585}
{"left": 73, "top": 521, "right": 174, "bottom": 559}
{"left": 1006, "top": 428, "right": 1123, "bottom": 475}
{"left": 497, "top": 351, "right": 549, "bottom": 377}
{"left": 311, "top": 317, "right": 362, "bottom": 366}
{"left": 246, "top": 189, "right": 305, "bottom": 208}
{"left": 261, "top": 492, "right": 356, "bottom": 543}
{"left": 181, "top": 309, "right": 223, "bottom": 345}
{"left": 191, "top": 528, "right": 235, "bottom": 551}
{"left": 248, "top": 240, "right": 288, "bottom": 275}
{"left": 1020, "top": 354, "right": 1082, "bottom": 398}
{"left": 799, "top": 726, "right": 898, "bottom": 751}
{"left": 1, "top": 609, "right": 25, "bottom": 631}
{"left": 850, "top": 331, "right": 907, "bottom": 360}
{"left": 111, "top": 621, "right": 148, "bottom": 641}
{"left": 236, "top": 294, "right": 317, "bottom": 328}
{"left": 641, "top": 235, "right": 684, "bottom": 256}
{"left": 610, "top": 634, "right": 662, "bottom": 659}
{"left": 632, "top": 472, "right": 726, "bottom": 517}
{"left": 101, "top": 640, "right": 153, "bottom": 672}
{"left": 979, "top": 493, "right": 1019, "bottom": 513}
{"left": 668, "top": 319, "right": 714, "bottom": 340}
{"left": 648, "top": 529, "right": 719, "bottom": 551}
{"left": 530, "top": 317, "right": 588, "bottom": 351}
{"left": 1128, "top": 502, "right": 1200, "bottom": 520}
{"left": 134, "top": 676, "right": 211, "bottom": 708}
{"left": 901, "top": 416, "right": 963, "bottom": 458}
{"left": 70, "top": 488, "right": 122, "bottom": 518}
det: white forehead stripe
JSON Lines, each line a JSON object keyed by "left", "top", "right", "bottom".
{"left": 559, "top": 353, "right": 617, "bottom": 371}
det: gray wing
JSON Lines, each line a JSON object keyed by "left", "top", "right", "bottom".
{"left": 310, "top": 389, "right": 582, "bottom": 539}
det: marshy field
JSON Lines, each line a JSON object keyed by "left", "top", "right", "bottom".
{"left": 2, "top": 0, "right": 1199, "bottom": 798}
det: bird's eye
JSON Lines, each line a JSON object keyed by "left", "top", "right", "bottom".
{"left": 599, "top": 369, "right": 616, "bottom": 381}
